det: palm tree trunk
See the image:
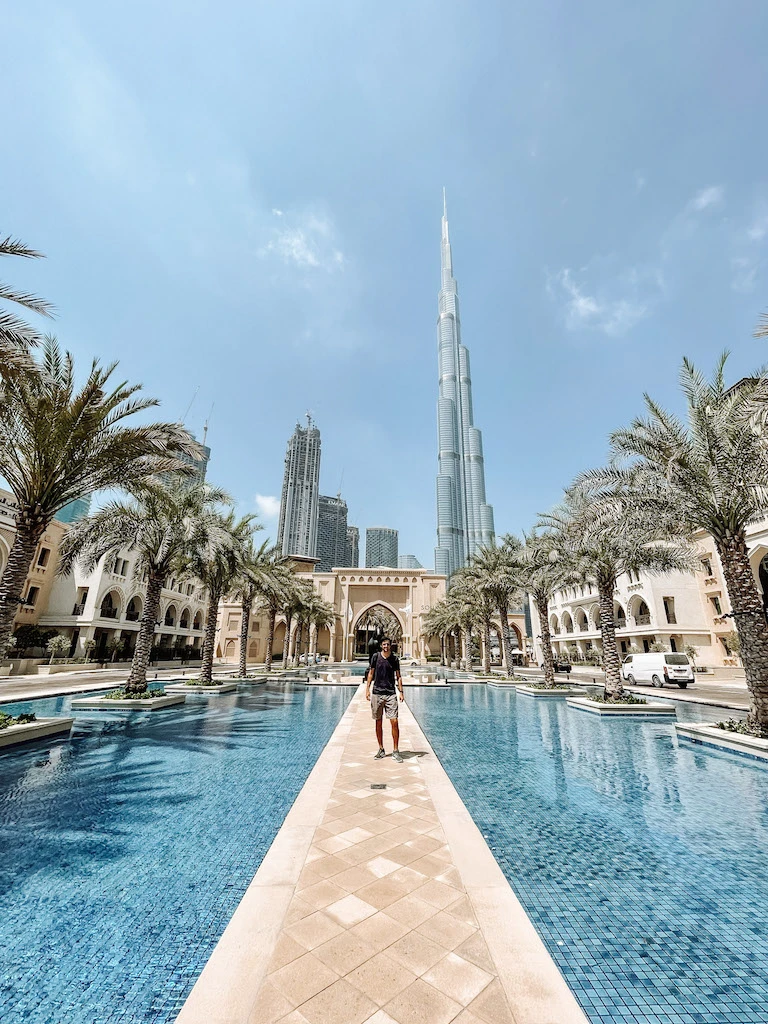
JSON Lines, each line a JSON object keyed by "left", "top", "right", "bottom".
{"left": 282, "top": 611, "right": 292, "bottom": 666}
{"left": 482, "top": 617, "right": 491, "bottom": 674}
{"left": 200, "top": 587, "right": 221, "bottom": 684}
{"left": 440, "top": 633, "right": 446, "bottom": 667}
{"left": 238, "top": 598, "right": 251, "bottom": 679}
{"left": 598, "top": 578, "right": 622, "bottom": 698}
{"left": 536, "top": 593, "right": 556, "bottom": 687}
{"left": 497, "top": 599, "right": 515, "bottom": 678}
{"left": 0, "top": 523, "right": 44, "bottom": 660}
{"left": 716, "top": 532, "right": 768, "bottom": 735}
{"left": 126, "top": 570, "right": 164, "bottom": 693}
{"left": 462, "top": 626, "right": 472, "bottom": 671}
{"left": 265, "top": 606, "right": 276, "bottom": 672}
{"left": 293, "top": 621, "right": 303, "bottom": 666}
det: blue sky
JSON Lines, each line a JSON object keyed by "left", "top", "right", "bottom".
{"left": 4, "top": 1, "right": 768, "bottom": 566}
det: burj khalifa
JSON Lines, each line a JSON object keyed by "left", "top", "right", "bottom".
{"left": 434, "top": 192, "right": 495, "bottom": 578}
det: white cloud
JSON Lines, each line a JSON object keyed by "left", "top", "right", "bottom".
{"left": 255, "top": 494, "right": 281, "bottom": 519}
{"left": 747, "top": 210, "right": 768, "bottom": 242}
{"left": 259, "top": 211, "right": 345, "bottom": 272}
{"left": 271, "top": 208, "right": 284, "bottom": 217}
{"left": 550, "top": 268, "right": 649, "bottom": 337}
{"left": 687, "top": 185, "right": 724, "bottom": 212}
{"left": 634, "top": 171, "right": 646, "bottom": 192}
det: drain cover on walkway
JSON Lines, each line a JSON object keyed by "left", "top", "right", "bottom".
{"left": 370, "top": 783, "right": 387, "bottom": 790}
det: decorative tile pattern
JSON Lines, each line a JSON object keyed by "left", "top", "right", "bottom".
{"left": 408, "top": 684, "right": 768, "bottom": 1024}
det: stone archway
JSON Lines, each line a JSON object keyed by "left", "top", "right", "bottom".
{"left": 352, "top": 603, "right": 405, "bottom": 659}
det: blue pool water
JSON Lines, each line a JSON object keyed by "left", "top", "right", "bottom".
{"left": 0, "top": 682, "right": 354, "bottom": 1024}
{"left": 407, "top": 686, "right": 767, "bottom": 1024}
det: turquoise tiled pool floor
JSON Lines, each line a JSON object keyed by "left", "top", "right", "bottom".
{"left": 407, "top": 686, "right": 767, "bottom": 1024}
{"left": 0, "top": 682, "right": 354, "bottom": 1024}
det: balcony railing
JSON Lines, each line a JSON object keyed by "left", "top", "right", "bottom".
{"left": 72, "top": 603, "right": 85, "bottom": 616}
{"left": 126, "top": 611, "right": 140, "bottom": 621}
{"left": 615, "top": 620, "right": 627, "bottom": 629}
{"left": 100, "top": 607, "right": 119, "bottom": 619}
{"left": 636, "top": 614, "right": 651, "bottom": 625}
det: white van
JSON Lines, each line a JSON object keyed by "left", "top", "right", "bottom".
{"left": 621, "top": 652, "right": 694, "bottom": 688}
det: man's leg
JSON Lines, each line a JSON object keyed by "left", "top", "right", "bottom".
{"left": 375, "top": 718, "right": 384, "bottom": 750}
{"left": 390, "top": 718, "right": 399, "bottom": 751}
{"left": 372, "top": 695, "right": 386, "bottom": 757}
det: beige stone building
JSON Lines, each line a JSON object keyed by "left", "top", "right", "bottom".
{"left": 0, "top": 489, "right": 67, "bottom": 633}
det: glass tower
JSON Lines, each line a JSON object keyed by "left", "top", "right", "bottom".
{"left": 434, "top": 192, "right": 495, "bottom": 578}
{"left": 277, "top": 417, "right": 321, "bottom": 558}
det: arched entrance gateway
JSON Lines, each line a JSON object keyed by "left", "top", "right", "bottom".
{"left": 353, "top": 604, "right": 404, "bottom": 658}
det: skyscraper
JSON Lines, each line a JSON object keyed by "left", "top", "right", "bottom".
{"left": 316, "top": 494, "right": 348, "bottom": 571}
{"left": 366, "top": 527, "right": 398, "bottom": 568}
{"left": 397, "top": 554, "right": 423, "bottom": 570}
{"left": 346, "top": 526, "right": 360, "bottom": 568}
{"left": 434, "top": 192, "right": 495, "bottom": 577}
{"left": 277, "top": 417, "right": 321, "bottom": 558}
{"left": 55, "top": 494, "right": 92, "bottom": 525}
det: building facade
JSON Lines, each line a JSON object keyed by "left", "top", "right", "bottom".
{"left": 434, "top": 192, "right": 495, "bottom": 577}
{"left": 277, "top": 417, "right": 321, "bottom": 558}
{"left": 398, "top": 554, "right": 423, "bottom": 569}
{"left": 316, "top": 494, "right": 349, "bottom": 572}
{"left": 366, "top": 527, "right": 398, "bottom": 568}
{"left": 346, "top": 526, "right": 359, "bottom": 568}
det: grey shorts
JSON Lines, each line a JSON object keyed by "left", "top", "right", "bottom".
{"left": 371, "top": 692, "right": 399, "bottom": 720}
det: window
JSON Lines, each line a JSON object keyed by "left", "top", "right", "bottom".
{"left": 701, "top": 558, "right": 713, "bottom": 577}
{"left": 25, "top": 586, "right": 40, "bottom": 607}
{"left": 663, "top": 597, "right": 677, "bottom": 625}
{"left": 37, "top": 548, "right": 50, "bottom": 568}
{"left": 710, "top": 595, "right": 722, "bottom": 616}
{"left": 113, "top": 558, "right": 129, "bottom": 576}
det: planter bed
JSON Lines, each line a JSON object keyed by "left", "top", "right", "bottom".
{"left": 566, "top": 696, "right": 676, "bottom": 717}
{"left": 516, "top": 684, "right": 583, "bottom": 697}
{"left": 0, "top": 717, "right": 74, "bottom": 749}
{"left": 71, "top": 694, "right": 185, "bottom": 711}
{"left": 675, "top": 723, "right": 768, "bottom": 761}
{"left": 165, "top": 681, "right": 238, "bottom": 694}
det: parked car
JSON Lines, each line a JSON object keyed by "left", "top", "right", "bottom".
{"left": 541, "top": 658, "right": 572, "bottom": 673}
{"left": 621, "top": 652, "right": 694, "bottom": 688}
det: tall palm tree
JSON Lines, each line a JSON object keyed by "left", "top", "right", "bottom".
{"left": 307, "top": 594, "right": 336, "bottom": 660}
{"left": 422, "top": 603, "right": 452, "bottom": 666}
{"left": 230, "top": 539, "right": 291, "bottom": 679}
{"left": 183, "top": 511, "right": 258, "bottom": 684}
{"left": 594, "top": 354, "right": 768, "bottom": 731}
{"left": 0, "top": 337, "right": 199, "bottom": 660}
{"left": 465, "top": 542, "right": 524, "bottom": 674}
{"left": 541, "top": 481, "right": 696, "bottom": 700}
{"left": 257, "top": 559, "right": 296, "bottom": 672}
{"left": 59, "top": 481, "right": 230, "bottom": 693}
{"left": 514, "top": 529, "right": 571, "bottom": 687}
{"left": 0, "top": 235, "right": 54, "bottom": 375}
{"left": 445, "top": 571, "right": 486, "bottom": 672}
{"left": 280, "top": 579, "right": 312, "bottom": 667}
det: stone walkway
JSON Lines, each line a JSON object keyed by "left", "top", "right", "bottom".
{"left": 177, "top": 685, "right": 586, "bottom": 1024}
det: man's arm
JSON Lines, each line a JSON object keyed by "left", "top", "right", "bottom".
{"left": 395, "top": 665, "right": 404, "bottom": 701}
{"left": 365, "top": 656, "right": 376, "bottom": 700}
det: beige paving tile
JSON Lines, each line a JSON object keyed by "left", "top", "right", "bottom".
{"left": 298, "top": 978, "right": 377, "bottom": 1024}
{"left": 332, "top": 864, "right": 381, "bottom": 893}
{"left": 299, "top": 879, "right": 350, "bottom": 911}
{"left": 336, "top": 826, "right": 375, "bottom": 845}
{"left": 365, "top": 856, "right": 401, "bottom": 878}
{"left": 454, "top": 931, "right": 496, "bottom": 974}
{"left": 349, "top": 911, "right": 409, "bottom": 953}
{"left": 444, "top": 894, "right": 478, "bottom": 927}
{"left": 285, "top": 911, "right": 345, "bottom": 951}
{"left": 359, "top": 1011, "right": 400, "bottom": 1024}
{"left": 353, "top": 875, "right": 416, "bottom": 911}
{"left": 435, "top": 865, "right": 463, "bottom": 890}
{"left": 346, "top": 951, "right": 417, "bottom": 1007}
{"left": 412, "top": 878, "right": 463, "bottom": 910}
{"left": 385, "top": 844, "right": 428, "bottom": 868}
{"left": 385, "top": 930, "right": 448, "bottom": 976}
{"left": 315, "top": 835, "right": 354, "bottom": 856}
{"left": 383, "top": 978, "right": 463, "bottom": 1024}
{"left": 268, "top": 933, "right": 309, "bottom": 972}
{"left": 247, "top": 980, "right": 295, "bottom": 1023}
{"left": 408, "top": 853, "right": 453, "bottom": 878}
{"left": 416, "top": 911, "right": 477, "bottom": 951}
{"left": 275, "top": 1011, "right": 312, "bottom": 1024}
{"left": 466, "top": 978, "right": 515, "bottom": 1024}
{"left": 423, "top": 952, "right": 494, "bottom": 1006}
{"left": 310, "top": 854, "right": 354, "bottom": 880}
{"left": 268, "top": 952, "right": 339, "bottom": 1008}
{"left": 383, "top": 893, "right": 439, "bottom": 930}
{"left": 450, "top": 1012, "right": 487, "bottom": 1024}
{"left": 313, "top": 931, "right": 379, "bottom": 976}
{"left": 324, "top": 894, "right": 378, "bottom": 927}
{"left": 284, "top": 896, "right": 316, "bottom": 926}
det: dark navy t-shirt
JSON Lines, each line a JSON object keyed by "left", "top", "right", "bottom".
{"left": 371, "top": 653, "right": 400, "bottom": 694}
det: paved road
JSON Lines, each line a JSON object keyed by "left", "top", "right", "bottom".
{"left": 522, "top": 666, "right": 750, "bottom": 711}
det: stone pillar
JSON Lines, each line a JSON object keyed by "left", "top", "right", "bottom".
{"left": 309, "top": 625, "right": 318, "bottom": 657}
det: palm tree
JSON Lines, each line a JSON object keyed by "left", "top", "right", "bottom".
{"left": 59, "top": 481, "right": 230, "bottom": 693}
{"left": 0, "top": 337, "right": 199, "bottom": 660}
{"left": 281, "top": 579, "right": 312, "bottom": 667}
{"left": 0, "top": 235, "right": 54, "bottom": 375}
{"left": 422, "top": 603, "right": 452, "bottom": 666}
{"left": 258, "top": 559, "right": 296, "bottom": 672}
{"left": 465, "top": 542, "right": 524, "bottom": 674}
{"left": 514, "top": 530, "right": 571, "bottom": 687}
{"left": 596, "top": 355, "right": 768, "bottom": 731}
{"left": 183, "top": 511, "right": 258, "bottom": 684}
{"left": 445, "top": 571, "right": 486, "bottom": 671}
{"left": 230, "top": 539, "right": 290, "bottom": 679}
{"left": 541, "top": 481, "right": 696, "bottom": 699}
{"left": 308, "top": 594, "right": 336, "bottom": 661}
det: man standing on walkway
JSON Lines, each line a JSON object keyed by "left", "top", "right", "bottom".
{"left": 365, "top": 637, "right": 404, "bottom": 762}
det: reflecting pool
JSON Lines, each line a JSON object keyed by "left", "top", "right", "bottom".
{"left": 408, "top": 685, "right": 767, "bottom": 1024}
{"left": 0, "top": 682, "right": 354, "bottom": 1024}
